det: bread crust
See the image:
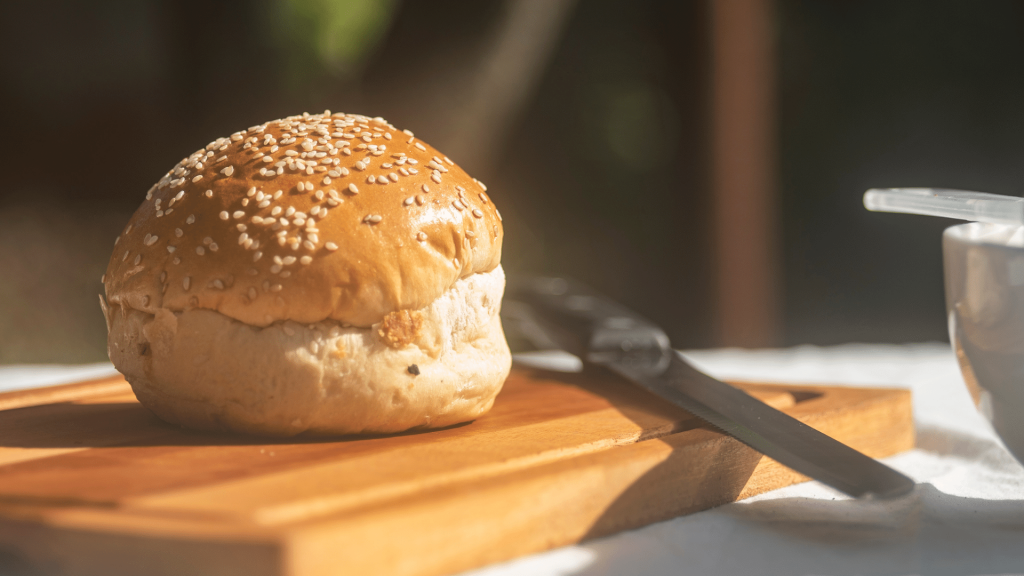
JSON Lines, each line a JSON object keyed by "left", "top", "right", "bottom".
{"left": 103, "top": 112, "right": 502, "bottom": 328}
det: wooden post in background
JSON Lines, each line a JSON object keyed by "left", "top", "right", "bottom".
{"left": 710, "top": 0, "right": 781, "bottom": 348}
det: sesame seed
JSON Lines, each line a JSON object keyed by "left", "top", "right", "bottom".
{"left": 389, "top": 173, "right": 399, "bottom": 182}
{"left": 219, "top": 211, "right": 229, "bottom": 220}
{"left": 134, "top": 254, "right": 142, "bottom": 265}
{"left": 479, "top": 193, "right": 489, "bottom": 203}
{"left": 354, "top": 161, "right": 366, "bottom": 170}
{"left": 175, "top": 228, "right": 183, "bottom": 237}
{"left": 238, "top": 233, "right": 249, "bottom": 245}
{"left": 347, "top": 183, "right": 359, "bottom": 194}
{"left": 183, "top": 276, "right": 191, "bottom": 290}
{"left": 270, "top": 264, "right": 282, "bottom": 274}
{"left": 274, "top": 190, "right": 283, "bottom": 199}
{"left": 233, "top": 211, "right": 245, "bottom": 219}
{"left": 303, "top": 240, "right": 315, "bottom": 251}
{"left": 422, "top": 184, "right": 430, "bottom": 193}
{"left": 404, "top": 196, "right": 415, "bottom": 206}
{"left": 325, "top": 242, "right": 339, "bottom": 251}
{"left": 417, "top": 232, "right": 427, "bottom": 242}
{"left": 236, "top": 224, "right": 247, "bottom": 232}
{"left": 248, "top": 287, "right": 258, "bottom": 300}
{"left": 271, "top": 206, "right": 282, "bottom": 216}
{"left": 196, "top": 246, "right": 205, "bottom": 255}
{"left": 431, "top": 173, "right": 441, "bottom": 184}
{"left": 399, "top": 168, "right": 409, "bottom": 176}
{"left": 364, "top": 214, "right": 382, "bottom": 224}
{"left": 253, "top": 251, "right": 263, "bottom": 262}
{"left": 144, "top": 234, "right": 158, "bottom": 246}
{"left": 211, "top": 279, "right": 225, "bottom": 290}
{"left": 415, "top": 142, "right": 426, "bottom": 151}
{"left": 415, "top": 195, "right": 425, "bottom": 206}
{"left": 466, "top": 230, "right": 476, "bottom": 238}
{"left": 221, "top": 166, "right": 235, "bottom": 176}
{"left": 271, "top": 284, "right": 283, "bottom": 292}
{"left": 496, "top": 208, "right": 502, "bottom": 221}
{"left": 300, "top": 256, "right": 312, "bottom": 265}
{"left": 454, "top": 200, "right": 465, "bottom": 211}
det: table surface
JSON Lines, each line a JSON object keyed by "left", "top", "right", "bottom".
{"left": 3, "top": 343, "right": 1022, "bottom": 576}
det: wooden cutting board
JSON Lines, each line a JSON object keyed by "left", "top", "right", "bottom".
{"left": 0, "top": 365, "right": 912, "bottom": 576}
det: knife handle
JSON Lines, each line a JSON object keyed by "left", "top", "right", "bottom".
{"left": 506, "top": 277, "right": 672, "bottom": 374}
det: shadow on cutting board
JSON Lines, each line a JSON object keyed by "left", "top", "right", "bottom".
{"left": 575, "top": 365, "right": 766, "bottom": 542}
{"left": 0, "top": 396, "right": 477, "bottom": 450}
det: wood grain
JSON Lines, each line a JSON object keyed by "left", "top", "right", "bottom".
{"left": 0, "top": 366, "right": 913, "bottom": 576}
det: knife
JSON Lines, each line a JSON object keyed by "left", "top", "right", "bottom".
{"left": 505, "top": 276, "right": 915, "bottom": 499}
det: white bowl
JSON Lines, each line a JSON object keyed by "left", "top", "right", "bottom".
{"left": 944, "top": 222, "right": 1024, "bottom": 463}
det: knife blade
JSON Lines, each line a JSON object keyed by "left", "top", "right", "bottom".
{"left": 506, "top": 276, "right": 915, "bottom": 499}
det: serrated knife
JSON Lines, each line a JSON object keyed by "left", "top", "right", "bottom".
{"left": 506, "top": 276, "right": 915, "bottom": 499}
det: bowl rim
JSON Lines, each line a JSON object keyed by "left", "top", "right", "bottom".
{"left": 943, "top": 221, "right": 1024, "bottom": 250}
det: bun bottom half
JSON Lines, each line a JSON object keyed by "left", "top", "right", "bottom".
{"left": 106, "top": 267, "right": 511, "bottom": 436}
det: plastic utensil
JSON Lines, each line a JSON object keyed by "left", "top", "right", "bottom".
{"left": 863, "top": 188, "right": 1024, "bottom": 225}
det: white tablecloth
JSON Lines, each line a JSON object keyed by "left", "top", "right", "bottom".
{"left": 3, "top": 344, "right": 1023, "bottom": 576}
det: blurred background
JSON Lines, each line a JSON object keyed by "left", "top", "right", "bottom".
{"left": 3, "top": 0, "right": 1024, "bottom": 363}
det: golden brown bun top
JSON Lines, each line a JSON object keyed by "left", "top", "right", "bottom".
{"left": 104, "top": 112, "right": 503, "bottom": 327}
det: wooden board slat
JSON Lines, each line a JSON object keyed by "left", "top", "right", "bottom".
{"left": 0, "top": 366, "right": 913, "bottom": 576}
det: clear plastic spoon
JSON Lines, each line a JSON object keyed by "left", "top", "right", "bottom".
{"left": 863, "top": 188, "right": 1024, "bottom": 225}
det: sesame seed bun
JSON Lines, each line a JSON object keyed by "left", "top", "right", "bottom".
{"left": 101, "top": 111, "right": 510, "bottom": 436}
